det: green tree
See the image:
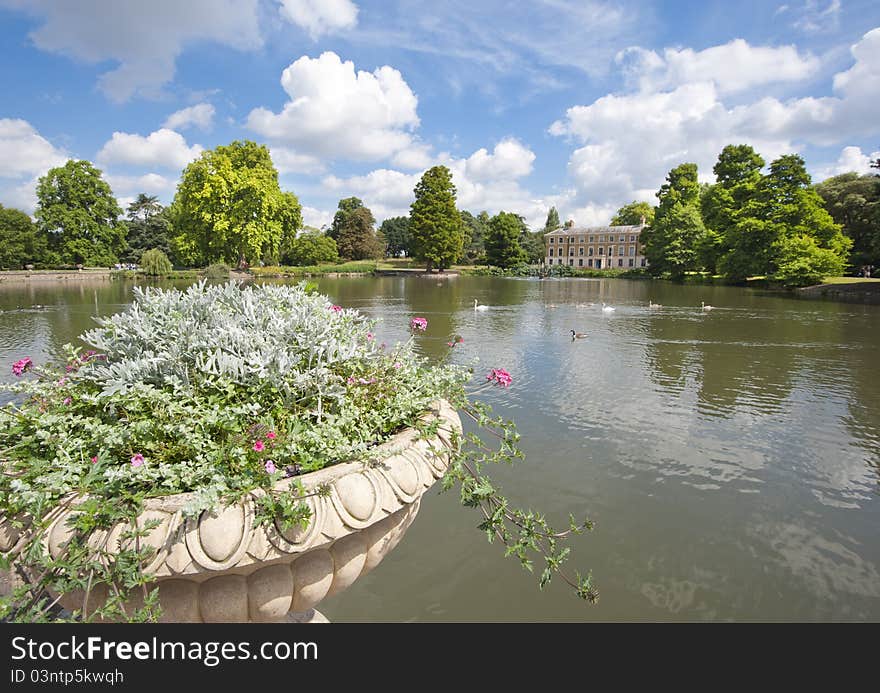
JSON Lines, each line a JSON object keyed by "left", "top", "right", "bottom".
{"left": 379, "top": 216, "right": 412, "bottom": 257}
{"left": 543, "top": 206, "right": 561, "bottom": 234}
{"left": 410, "top": 166, "right": 464, "bottom": 271}
{"left": 140, "top": 248, "right": 173, "bottom": 276}
{"left": 772, "top": 234, "right": 847, "bottom": 287}
{"left": 35, "top": 160, "right": 125, "bottom": 266}
{"left": 644, "top": 163, "right": 706, "bottom": 280}
{"left": 332, "top": 201, "right": 383, "bottom": 260}
{"left": 282, "top": 230, "right": 339, "bottom": 265}
{"left": 170, "top": 140, "right": 301, "bottom": 267}
{"left": 122, "top": 194, "right": 172, "bottom": 264}
{"left": 610, "top": 201, "right": 655, "bottom": 226}
{"left": 0, "top": 205, "right": 47, "bottom": 269}
{"left": 814, "top": 172, "right": 880, "bottom": 268}
{"left": 459, "top": 210, "right": 489, "bottom": 263}
{"left": 485, "top": 211, "right": 527, "bottom": 268}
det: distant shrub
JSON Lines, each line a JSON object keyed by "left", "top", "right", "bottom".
{"left": 205, "top": 263, "right": 230, "bottom": 280}
{"left": 140, "top": 249, "right": 172, "bottom": 277}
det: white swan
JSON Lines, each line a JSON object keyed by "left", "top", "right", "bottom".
{"left": 701, "top": 301, "right": 714, "bottom": 311}
{"left": 474, "top": 299, "right": 489, "bottom": 311}
{"left": 602, "top": 302, "right": 615, "bottom": 312}
{"left": 649, "top": 300, "right": 662, "bottom": 309}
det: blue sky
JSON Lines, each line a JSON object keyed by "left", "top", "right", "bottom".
{"left": 1, "top": 0, "right": 879, "bottom": 229}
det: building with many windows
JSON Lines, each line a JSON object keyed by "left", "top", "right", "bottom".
{"left": 544, "top": 217, "right": 649, "bottom": 269}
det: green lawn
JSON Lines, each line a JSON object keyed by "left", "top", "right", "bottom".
{"left": 820, "top": 276, "right": 880, "bottom": 284}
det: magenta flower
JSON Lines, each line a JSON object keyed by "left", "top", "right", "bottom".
{"left": 410, "top": 317, "right": 428, "bottom": 332}
{"left": 12, "top": 357, "right": 33, "bottom": 377}
{"left": 366, "top": 332, "right": 374, "bottom": 340}
{"left": 253, "top": 440, "right": 265, "bottom": 452}
{"left": 330, "top": 305, "right": 343, "bottom": 313}
{"left": 486, "top": 368, "right": 513, "bottom": 388}
{"left": 266, "top": 431, "right": 277, "bottom": 440}
{"left": 130, "top": 453, "right": 145, "bottom": 468}
{"left": 90, "top": 456, "right": 98, "bottom": 464}
{"left": 63, "top": 397, "right": 72, "bottom": 406}
{"left": 265, "top": 460, "right": 277, "bottom": 474}
{"left": 347, "top": 376, "right": 356, "bottom": 385}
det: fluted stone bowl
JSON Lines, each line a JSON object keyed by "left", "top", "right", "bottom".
{"left": 0, "top": 400, "right": 461, "bottom": 622}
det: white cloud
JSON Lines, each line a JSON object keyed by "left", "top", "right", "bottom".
{"left": 616, "top": 39, "right": 819, "bottom": 95}
{"left": 301, "top": 205, "right": 332, "bottom": 229}
{"left": 163, "top": 103, "right": 215, "bottom": 131}
{"left": 463, "top": 138, "right": 535, "bottom": 181}
{"left": 0, "top": 0, "right": 262, "bottom": 102}
{"left": 0, "top": 118, "right": 67, "bottom": 179}
{"left": 792, "top": 0, "right": 841, "bottom": 35}
{"left": 269, "top": 147, "right": 326, "bottom": 175}
{"left": 550, "top": 28, "right": 880, "bottom": 213}
{"left": 106, "top": 172, "right": 177, "bottom": 198}
{"left": 97, "top": 129, "right": 203, "bottom": 170}
{"left": 812, "top": 145, "right": 880, "bottom": 181}
{"left": 279, "top": 0, "right": 358, "bottom": 40}
{"left": 246, "top": 52, "right": 421, "bottom": 165}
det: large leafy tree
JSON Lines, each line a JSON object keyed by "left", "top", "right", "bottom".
{"left": 644, "top": 163, "right": 706, "bottom": 280}
{"left": 333, "top": 203, "right": 384, "bottom": 260}
{"left": 0, "top": 205, "right": 47, "bottom": 269}
{"left": 410, "top": 165, "right": 464, "bottom": 271}
{"left": 379, "top": 216, "right": 412, "bottom": 257}
{"left": 170, "top": 140, "right": 301, "bottom": 267}
{"left": 329, "top": 197, "right": 366, "bottom": 241}
{"left": 610, "top": 201, "right": 655, "bottom": 226}
{"left": 122, "top": 194, "right": 172, "bottom": 263}
{"left": 814, "top": 172, "right": 880, "bottom": 268}
{"left": 543, "top": 206, "right": 561, "bottom": 234}
{"left": 485, "top": 211, "right": 527, "bottom": 268}
{"left": 35, "top": 159, "right": 125, "bottom": 266}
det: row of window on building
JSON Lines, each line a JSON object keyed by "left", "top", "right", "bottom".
{"left": 549, "top": 245, "right": 639, "bottom": 257}
{"left": 547, "top": 257, "right": 647, "bottom": 267}
{"left": 549, "top": 235, "right": 638, "bottom": 244}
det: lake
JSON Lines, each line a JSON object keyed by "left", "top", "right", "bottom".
{"left": 1, "top": 274, "right": 878, "bottom": 621}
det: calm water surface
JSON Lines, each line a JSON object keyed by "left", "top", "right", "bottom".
{"left": 1, "top": 275, "right": 878, "bottom": 621}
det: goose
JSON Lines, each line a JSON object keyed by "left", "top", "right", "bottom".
{"left": 570, "top": 330, "right": 588, "bottom": 339}
{"left": 602, "top": 302, "right": 615, "bottom": 312}
{"left": 547, "top": 303, "right": 558, "bottom": 309}
{"left": 473, "top": 299, "right": 489, "bottom": 311}
{"left": 701, "top": 301, "right": 714, "bottom": 311}
{"left": 648, "top": 300, "right": 662, "bottom": 309}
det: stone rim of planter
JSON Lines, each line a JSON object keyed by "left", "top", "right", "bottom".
{"left": 2, "top": 399, "right": 461, "bottom": 622}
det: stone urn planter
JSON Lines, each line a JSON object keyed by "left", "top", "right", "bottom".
{"left": 1, "top": 401, "right": 461, "bottom": 623}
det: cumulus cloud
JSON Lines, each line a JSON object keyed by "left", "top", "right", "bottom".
{"left": 106, "top": 172, "right": 177, "bottom": 197}
{"left": 616, "top": 39, "right": 819, "bottom": 95}
{"left": 163, "top": 103, "right": 215, "bottom": 131}
{"left": 812, "top": 145, "right": 880, "bottom": 181}
{"left": 279, "top": 0, "right": 358, "bottom": 39}
{"left": 463, "top": 138, "right": 535, "bottom": 181}
{"left": 0, "top": 119, "right": 68, "bottom": 213}
{"left": 269, "top": 147, "right": 326, "bottom": 175}
{"left": 0, "top": 0, "right": 262, "bottom": 102}
{"left": 97, "top": 129, "right": 203, "bottom": 170}
{"left": 550, "top": 28, "right": 880, "bottom": 212}
{"left": 300, "top": 205, "right": 333, "bottom": 230}
{"left": 246, "top": 52, "right": 421, "bottom": 165}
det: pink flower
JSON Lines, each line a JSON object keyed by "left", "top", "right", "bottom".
{"left": 63, "top": 397, "right": 72, "bottom": 406}
{"left": 347, "top": 376, "right": 356, "bottom": 385}
{"left": 130, "top": 453, "right": 145, "bottom": 468}
{"left": 486, "top": 368, "right": 513, "bottom": 388}
{"left": 90, "top": 456, "right": 98, "bottom": 464}
{"left": 366, "top": 332, "right": 374, "bottom": 340}
{"left": 409, "top": 317, "right": 428, "bottom": 332}
{"left": 12, "top": 357, "right": 33, "bottom": 377}
{"left": 330, "top": 305, "right": 343, "bottom": 313}
{"left": 266, "top": 431, "right": 277, "bottom": 440}
{"left": 57, "top": 377, "right": 68, "bottom": 386}
{"left": 253, "top": 440, "right": 265, "bottom": 452}
{"left": 393, "top": 362, "right": 402, "bottom": 369}
{"left": 265, "top": 460, "right": 277, "bottom": 474}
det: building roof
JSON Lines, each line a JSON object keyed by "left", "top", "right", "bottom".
{"left": 544, "top": 223, "right": 645, "bottom": 237}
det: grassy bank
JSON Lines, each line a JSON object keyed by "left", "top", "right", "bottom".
{"left": 250, "top": 261, "right": 378, "bottom": 277}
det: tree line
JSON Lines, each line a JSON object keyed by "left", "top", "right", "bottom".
{"left": 1, "top": 139, "right": 876, "bottom": 284}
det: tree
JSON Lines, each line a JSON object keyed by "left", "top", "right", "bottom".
{"left": 410, "top": 166, "right": 464, "bottom": 271}
{"left": 771, "top": 234, "right": 847, "bottom": 287}
{"left": 379, "top": 216, "right": 412, "bottom": 257}
{"left": 459, "top": 210, "right": 489, "bottom": 263}
{"left": 0, "top": 205, "right": 47, "bottom": 269}
{"left": 331, "top": 201, "right": 383, "bottom": 260}
{"left": 610, "top": 201, "right": 654, "bottom": 226}
{"left": 543, "top": 207, "right": 561, "bottom": 234}
{"left": 644, "top": 163, "right": 706, "bottom": 280}
{"left": 140, "top": 248, "right": 173, "bottom": 276}
{"left": 122, "top": 194, "right": 172, "bottom": 264}
{"left": 280, "top": 230, "right": 339, "bottom": 266}
{"left": 485, "top": 211, "right": 527, "bottom": 268}
{"left": 170, "top": 140, "right": 301, "bottom": 267}
{"left": 35, "top": 159, "right": 125, "bottom": 266}
{"left": 814, "top": 173, "right": 880, "bottom": 268}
